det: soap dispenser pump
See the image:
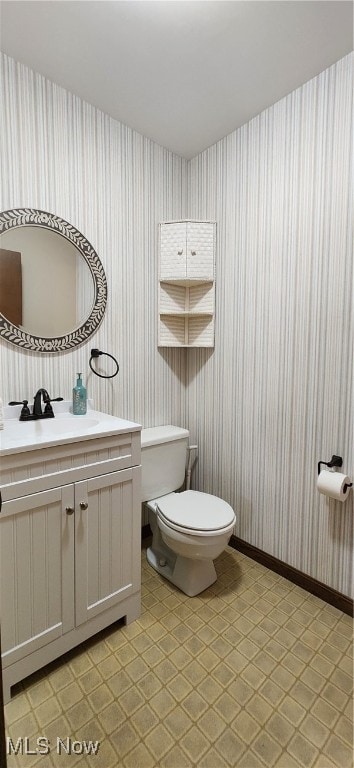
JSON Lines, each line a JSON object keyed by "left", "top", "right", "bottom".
{"left": 73, "top": 373, "right": 87, "bottom": 415}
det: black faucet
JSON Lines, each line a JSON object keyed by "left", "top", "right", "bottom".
{"left": 33, "top": 388, "right": 52, "bottom": 417}
{"left": 9, "top": 391, "right": 64, "bottom": 420}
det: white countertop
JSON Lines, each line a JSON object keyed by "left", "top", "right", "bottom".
{"left": 0, "top": 401, "right": 141, "bottom": 456}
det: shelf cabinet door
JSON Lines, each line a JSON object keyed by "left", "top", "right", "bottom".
{"left": 160, "top": 223, "right": 187, "bottom": 279}
{"left": 160, "top": 222, "right": 215, "bottom": 282}
{"left": 75, "top": 467, "right": 141, "bottom": 626}
{"left": 186, "top": 222, "right": 215, "bottom": 279}
{"left": 0, "top": 486, "right": 75, "bottom": 669}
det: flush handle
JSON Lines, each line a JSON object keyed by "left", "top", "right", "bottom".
{"left": 80, "top": 501, "right": 88, "bottom": 511}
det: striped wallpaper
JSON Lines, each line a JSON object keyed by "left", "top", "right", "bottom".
{"left": 0, "top": 52, "right": 188, "bottom": 430}
{"left": 1, "top": 51, "right": 352, "bottom": 597}
{"left": 187, "top": 53, "right": 353, "bottom": 598}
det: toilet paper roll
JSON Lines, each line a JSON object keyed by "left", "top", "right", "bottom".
{"left": 317, "top": 470, "right": 352, "bottom": 502}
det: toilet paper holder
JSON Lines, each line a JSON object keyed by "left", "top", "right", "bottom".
{"left": 318, "top": 455, "right": 343, "bottom": 475}
{"left": 317, "top": 455, "right": 353, "bottom": 492}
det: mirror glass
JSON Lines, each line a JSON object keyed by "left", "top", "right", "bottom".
{"left": 0, "top": 227, "right": 95, "bottom": 337}
{"left": 0, "top": 209, "right": 107, "bottom": 352}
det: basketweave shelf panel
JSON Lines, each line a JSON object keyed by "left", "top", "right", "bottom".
{"left": 158, "top": 314, "right": 214, "bottom": 348}
{"left": 159, "top": 281, "right": 214, "bottom": 314}
{"left": 160, "top": 312, "right": 213, "bottom": 317}
{"left": 160, "top": 278, "right": 214, "bottom": 287}
{"left": 158, "top": 221, "right": 216, "bottom": 348}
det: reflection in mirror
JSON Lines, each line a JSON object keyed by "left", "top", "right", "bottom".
{"left": 0, "top": 209, "right": 107, "bottom": 353}
{"left": 0, "top": 227, "right": 95, "bottom": 337}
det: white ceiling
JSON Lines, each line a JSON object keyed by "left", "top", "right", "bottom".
{"left": 0, "top": 1, "right": 352, "bottom": 159}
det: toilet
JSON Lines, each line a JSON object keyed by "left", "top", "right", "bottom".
{"left": 141, "top": 425, "right": 236, "bottom": 596}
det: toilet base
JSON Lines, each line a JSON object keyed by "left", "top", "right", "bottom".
{"left": 147, "top": 545, "right": 217, "bottom": 597}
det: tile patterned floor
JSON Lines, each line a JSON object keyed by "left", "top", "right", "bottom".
{"left": 4, "top": 541, "right": 353, "bottom": 768}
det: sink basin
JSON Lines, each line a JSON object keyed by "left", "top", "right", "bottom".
{"left": 40, "top": 418, "right": 100, "bottom": 434}
{"left": 5, "top": 417, "right": 99, "bottom": 437}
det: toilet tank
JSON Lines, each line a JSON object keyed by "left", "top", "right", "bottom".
{"left": 141, "top": 425, "right": 189, "bottom": 501}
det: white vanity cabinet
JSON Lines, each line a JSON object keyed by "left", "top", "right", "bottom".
{"left": 158, "top": 220, "right": 216, "bottom": 347}
{"left": 0, "top": 417, "right": 141, "bottom": 702}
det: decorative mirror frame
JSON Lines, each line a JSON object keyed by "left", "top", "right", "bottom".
{"left": 0, "top": 208, "right": 107, "bottom": 353}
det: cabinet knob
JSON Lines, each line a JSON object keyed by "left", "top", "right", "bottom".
{"left": 191, "top": 250, "right": 196, "bottom": 255}
{"left": 177, "top": 249, "right": 183, "bottom": 255}
{"left": 79, "top": 501, "right": 88, "bottom": 511}
{"left": 65, "top": 506, "right": 74, "bottom": 515}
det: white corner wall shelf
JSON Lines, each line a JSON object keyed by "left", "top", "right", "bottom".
{"left": 158, "top": 220, "right": 216, "bottom": 348}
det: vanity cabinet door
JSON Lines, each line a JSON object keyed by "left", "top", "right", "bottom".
{"left": 0, "top": 486, "right": 75, "bottom": 669}
{"left": 75, "top": 467, "right": 141, "bottom": 626}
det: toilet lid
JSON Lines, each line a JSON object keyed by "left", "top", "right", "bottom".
{"left": 156, "top": 490, "right": 235, "bottom": 534}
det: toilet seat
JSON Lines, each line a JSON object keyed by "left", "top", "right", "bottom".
{"left": 156, "top": 490, "right": 235, "bottom": 537}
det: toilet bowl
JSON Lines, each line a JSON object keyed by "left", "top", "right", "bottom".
{"left": 141, "top": 426, "right": 236, "bottom": 596}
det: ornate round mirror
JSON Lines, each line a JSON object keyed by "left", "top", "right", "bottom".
{"left": 0, "top": 208, "right": 107, "bottom": 352}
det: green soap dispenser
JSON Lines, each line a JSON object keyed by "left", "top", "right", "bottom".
{"left": 73, "top": 373, "right": 87, "bottom": 415}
